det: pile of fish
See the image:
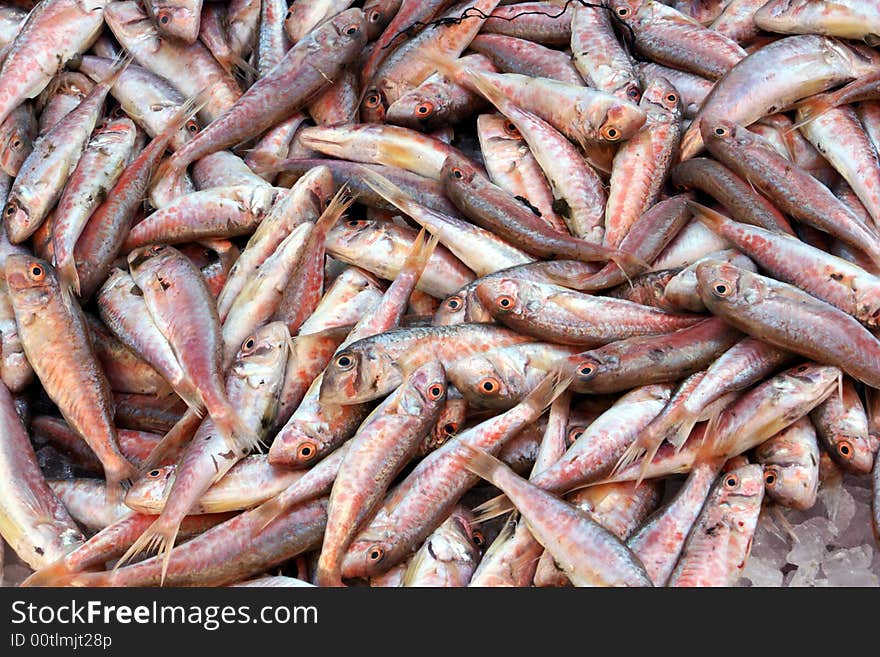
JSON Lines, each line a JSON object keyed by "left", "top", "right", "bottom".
{"left": 1, "top": 0, "right": 880, "bottom": 588}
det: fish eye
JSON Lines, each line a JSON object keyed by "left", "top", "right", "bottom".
{"left": 602, "top": 126, "right": 621, "bottom": 141}
{"left": 714, "top": 126, "right": 728, "bottom": 137}
{"left": 157, "top": 9, "right": 171, "bottom": 24}
{"left": 427, "top": 383, "right": 445, "bottom": 400}
{"left": 445, "top": 295, "right": 463, "bottom": 311}
{"left": 471, "top": 530, "right": 485, "bottom": 547}
{"left": 4, "top": 201, "right": 17, "bottom": 217}
{"left": 711, "top": 281, "right": 732, "bottom": 297}
{"left": 723, "top": 473, "right": 739, "bottom": 490}
{"left": 763, "top": 469, "right": 778, "bottom": 487}
{"left": 185, "top": 119, "right": 199, "bottom": 134}
{"left": 665, "top": 92, "right": 678, "bottom": 105}
{"left": 366, "top": 544, "right": 385, "bottom": 563}
{"left": 626, "top": 85, "right": 641, "bottom": 101}
{"left": 11, "top": 138, "right": 21, "bottom": 149}
{"left": 503, "top": 121, "right": 520, "bottom": 138}
{"left": 478, "top": 377, "right": 501, "bottom": 394}
{"left": 344, "top": 24, "right": 360, "bottom": 36}
{"left": 442, "top": 422, "right": 458, "bottom": 436}
{"left": 451, "top": 167, "right": 464, "bottom": 179}
{"left": 416, "top": 102, "right": 434, "bottom": 118}
{"left": 368, "top": 10, "right": 382, "bottom": 23}
{"left": 567, "top": 427, "right": 584, "bottom": 446}
{"left": 364, "top": 91, "right": 382, "bottom": 109}
{"left": 616, "top": 6, "right": 631, "bottom": 18}
{"left": 577, "top": 361, "right": 597, "bottom": 378}
{"left": 495, "top": 294, "right": 515, "bottom": 311}
{"left": 242, "top": 336, "right": 256, "bottom": 352}
{"left": 297, "top": 441, "right": 318, "bottom": 461}
{"left": 837, "top": 440, "right": 854, "bottom": 459}
{"left": 147, "top": 469, "right": 162, "bottom": 478}
{"left": 29, "top": 264, "right": 44, "bottom": 280}
{"left": 335, "top": 353, "right": 355, "bottom": 370}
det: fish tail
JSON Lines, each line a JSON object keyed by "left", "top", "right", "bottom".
{"left": 20, "top": 559, "right": 76, "bottom": 587}
{"left": 360, "top": 166, "right": 417, "bottom": 214}
{"left": 251, "top": 495, "right": 287, "bottom": 532}
{"left": 400, "top": 229, "right": 440, "bottom": 281}
{"left": 226, "top": 50, "right": 259, "bottom": 80}
{"left": 114, "top": 518, "right": 165, "bottom": 570}
{"left": 105, "top": 460, "right": 137, "bottom": 506}
{"left": 55, "top": 253, "right": 82, "bottom": 297}
{"left": 314, "top": 184, "right": 354, "bottom": 235}
{"left": 213, "top": 404, "right": 258, "bottom": 455}
{"left": 687, "top": 201, "right": 727, "bottom": 233}
{"left": 315, "top": 551, "right": 344, "bottom": 587}
{"left": 523, "top": 372, "right": 572, "bottom": 416}
{"left": 459, "top": 442, "right": 510, "bottom": 488}
{"left": 472, "top": 493, "right": 515, "bottom": 523}
{"left": 100, "top": 52, "right": 134, "bottom": 88}
{"left": 791, "top": 94, "right": 836, "bottom": 130}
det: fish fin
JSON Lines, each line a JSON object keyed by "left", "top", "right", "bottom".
{"left": 313, "top": 184, "right": 354, "bottom": 236}
{"left": 56, "top": 255, "right": 82, "bottom": 297}
{"left": 213, "top": 406, "right": 258, "bottom": 456}
{"left": 399, "top": 228, "right": 440, "bottom": 284}
{"left": 105, "top": 461, "right": 137, "bottom": 506}
{"left": 100, "top": 52, "right": 134, "bottom": 88}
{"left": 472, "top": 494, "right": 515, "bottom": 523}
{"left": 359, "top": 166, "right": 419, "bottom": 216}
{"left": 522, "top": 372, "right": 572, "bottom": 416}
{"left": 687, "top": 201, "right": 727, "bottom": 233}
{"left": 608, "top": 249, "right": 650, "bottom": 279}
{"left": 227, "top": 50, "right": 259, "bottom": 80}
{"left": 458, "top": 441, "right": 510, "bottom": 487}
{"left": 251, "top": 494, "right": 287, "bottom": 532}
{"left": 114, "top": 519, "right": 180, "bottom": 585}
{"left": 20, "top": 559, "right": 78, "bottom": 587}
{"left": 138, "top": 410, "right": 201, "bottom": 475}
{"left": 791, "top": 94, "right": 835, "bottom": 130}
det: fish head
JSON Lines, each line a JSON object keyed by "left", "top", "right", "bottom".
{"left": 4, "top": 255, "right": 57, "bottom": 303}
{"left": 421, "top": 397, "right": 467, "bottom": 456}
{"left": 360, "top": 87, "right": 387, "bottom": 123}
{"left": 2, "top": 194, "right": 31, "bottom": 242}
{"left": 433, "top": 289, "right": 469, "bottom": 326}
{"left": 826, "top": 431, "right": 875, "bottom": 474}
{"left": 700, "top": 118, "right": 746, "bottom": 153}
{"left": 319, "top": 342, "right": 400, "bottom": 405}
{"left": 104, "top": 2, "right": 160, "bottom": 47}
{"left": 448, "top": 351, "right": 527, "bottom": 410}
{"left": 342, "top": 533, "right": 396, "bottom": 580}
{"left": 363, "top": 0, "right": 391, "bottom": 39}
{"left": 0, "top": 120, "right": 35, "bottom": 177}
{"left": 607, "top": 0, "right": 644, "bottom": 22}
{"left": 639, "top": 76, "right": 682, "bottom": 121}
{"left": 716, "top": 463, "right": 764, "bottom": 525}
{"left": 597, "top": 97, "right": 647, "bottom": 143}
{"left": 385, "top": 88, "right": 450, "bottom": 130}
{"left": 127, "top": 243, "right": 171, "bottom": 275}
{"left": 316, "top": 8, "right": 368, "bottom": 56}
{"left": 232, "top": 322, "right": 290, "bottom": 390}
{"left": 694, "top": 260, "right": 751, "bottom": 309}
{"left": 440, "top": 153, "right": 479, "bottom": 189}
{"left": 147, "top": 1, "right": 200, "bottom": 44}
{"left": 399, "top": 359, "right": 447, "bottom": 416}
{"left": 298, "top": 165, "right": 337, "bottom": 212}
{"left": 567, "top": 352, "right": 607, "bottom": 388}
{"left": 762, "top": 462, "right": 818, "bottom": 511}
{"left": 125, "top": 464, "right": 176, "bottom": 510}
{"left": 474, "top": 278, "right": 523, "bottom": 322}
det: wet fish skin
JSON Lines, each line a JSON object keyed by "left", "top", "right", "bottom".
{"left": 811, "top": 378, "right": 875, "bottom": 475}
{"left": 402, "top": 506, "right": 481, "bottom": 587}
{"left": 755, "top": 417, "right": 819, "bottom": 510}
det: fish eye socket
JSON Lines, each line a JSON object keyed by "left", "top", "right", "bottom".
{"left": 712, "top": 281, "right": 732, "bottom": 297}
{"left": 577, "top": 361, "right": 596, "bottom": 377}
{"left": 344, "top": 24, "right": 360, "bottom": 36}
{"left": 471, "top": 530, "right": 485, "bottom": 547}
{"left": 495, "top": 294, "right": 515, "bottom": 311}
{"left": 626, "top": 85, "right": 640, "bottom": 101}
{"left": 157, "top": 10, "right": 171, "bottom": 24}
{"left": 367, "top": 545, "right": 385, "bottom": 562}
{"left": 837, "top": 440, "right": 854, "bottom": 459}
{"left": 368, "top": 10, "right": 382, "bottom": 22}
{"left": 503, "top": 121, "right": 520, "bottom": 137}
{"left": 186, "top": 120, "right": 199, "bottom": 133}
{"left": 4, "top": 202, "right": 16, "bottom": 217}
{"left": 297, "top": 441, "right": 317, "bottom": 461}
{"left": 714, "top": 126, "right": 727, "bottom": 137}
{"left": 723, "top": 474, "right": 739, "bottom": 489}
{"left": 148, "top": 469, "right": 162, "bottom": 478}
{"left": 29, "top": 264, "right": 44, "bottom": 279}
{"left": 617, "top": 6, "right": 631, "bottom": 17}
{"left": 443, "top": 422, "right": 457, "bottom": 435}
{"left": 479, "top": 377, "right": 500, "bottom": 394}
{"left": 243, "top": 336, "right": 256, "bottom": 351}
{"left": 763, "top": 470, "right": 777, "bottom": 487}
{"left": 335, "top": 353, "right": 355, "bottom": 370}
{"left": 665, "top": 93, "right": 678, "bottom": 104}
{"left": 365, "top": 92, "right": 381, "bottom": 108}
{"left": 11, "top": 138, "right": 21, "bottom": 149}
{"left": 416, "top": 102, "right": 433, "bottom": 117}
{"left": 451, "top": 167, "right": 464, "bottom": 179}
{"left": 427, "top": 383, "right": 445, "bottom": 400}
{"left": 602, "top": 126, "right": 620, "bottom": 141}
{"left": 445, "top": 296, "right": 462, "bottom": 311}
{"left": 567, "top": 428, "right": 584, "bottom": 446}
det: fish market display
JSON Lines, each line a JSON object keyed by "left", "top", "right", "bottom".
{"left": 2, "top": 0, "right": 880, "bottom": 589}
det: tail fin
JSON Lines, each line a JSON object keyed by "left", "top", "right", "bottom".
{"left": 20, "top": 558, "right": 78, "bottom": 587}
{"left": 98, "top": 53, "right": 133, "bottom": 89}
{"left": 472, "top": 493, "right": 515, "bottom": 523}
{"left": 688, "top": 201, "right": 729, "bottom": 234}
{"left": 522, "top": 372, "right": 572, "bottom": 416}
{"left": 791, "top": 94, "right": 836, "bottom": 130}
{"left": 252, "top": 494, "right": 288, "bottom": 532}
{"left": 313, "top": 184, "right": 354, "bottom": 237}
{"left": 458, "top": 441, "right": 509, "bottom": 488}
{"left": 211, "top": 403, "right": 258, "bottom": 456}
{"left": 105, "top": 459, "right": 137, "bottom": 506}
{"left": 56, "top": 254, "right": 82, "bottom": 297}
{"left": 399, "top": 228, "right": 440, "bottom": 283}
{"left": 360, "top": 166, "right": 420, "bottom": 216}
{"left": 114, "top": 518, "right": 180, "bottom": 586}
